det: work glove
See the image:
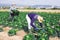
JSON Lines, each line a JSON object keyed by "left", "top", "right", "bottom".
{"left": 39, "top": 23, "right": 43, "bottom": 27}
{"left": 35, "top": 28, "right": 39, "bottom": 31}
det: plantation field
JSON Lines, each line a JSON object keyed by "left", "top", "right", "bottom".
{"left": 0, "top": 11, "right": 60, "bottom": 40}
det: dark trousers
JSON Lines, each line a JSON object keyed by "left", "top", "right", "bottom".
{"left": 9, "top": 13, "right": 14, "bottom": 21}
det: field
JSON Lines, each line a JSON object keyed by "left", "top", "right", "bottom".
{"left": 0, "top": 11, "right": 60, "bottom": 40}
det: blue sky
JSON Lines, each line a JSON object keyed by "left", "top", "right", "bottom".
{"left": 0, "top": 0, "right": 60, "bottom": 6}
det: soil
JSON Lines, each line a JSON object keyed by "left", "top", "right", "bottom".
{"left": 0, "top": 27, "right": 27, "bottom": 40}
{"left": 49, "top": 36, "right": 60, "bottom": 40}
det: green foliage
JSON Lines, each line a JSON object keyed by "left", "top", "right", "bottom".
{"left": 8, "top": 29, "right": 17, "bottom": 36}
{"left": 37, "top": 29, "right": 49, "bottom": 40}
{"left": 23, "top": 33, "right": 36, "bottom": 40}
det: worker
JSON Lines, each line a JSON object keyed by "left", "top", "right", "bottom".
{"left": 26, "top": 12, "right": 44, "bottom": 33}
{"left": 9, "top": 3, "right": 19, "bottom": 21}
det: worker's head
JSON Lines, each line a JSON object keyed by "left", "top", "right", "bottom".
{"left": 11, "top": 3, "right": 16, "bottom": 7}
{"left": 37, "top": 16, "right": 44, "bottom": 23}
